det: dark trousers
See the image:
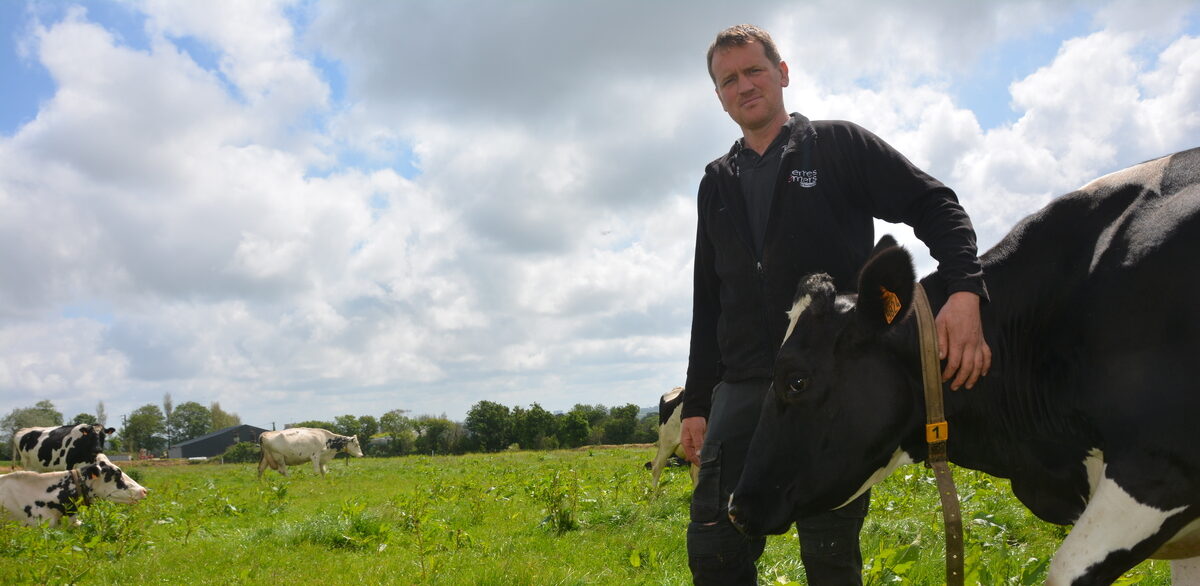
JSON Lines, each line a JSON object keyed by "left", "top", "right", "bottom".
{"left": 687, "top": 379, "right": 870, "bottom": 586}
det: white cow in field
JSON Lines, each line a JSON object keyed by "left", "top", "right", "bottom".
{"left": 0, "top": 454, "right": 148, "bottom": 526}
{"left": 649, "top": 386, "right": 698, "bottom": 488}
{"left": 258, "top": 427, "right": 363, "bottom": 478}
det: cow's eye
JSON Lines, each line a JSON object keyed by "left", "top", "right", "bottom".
{"left": 788, "top": 378, "right": 809, "bottom": 395}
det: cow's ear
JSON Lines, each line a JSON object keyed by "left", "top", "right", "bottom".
{"left": 104, "top": 428, "right": 116, "bottom": 434}
{"left": 80, "top": 428, "right": 92, "bottom": 436}
{"left": 869, "top": 234, "right": 900, "bottom": 257}
{"left": 856, "top": 237, "right": 916, "bottom": 331}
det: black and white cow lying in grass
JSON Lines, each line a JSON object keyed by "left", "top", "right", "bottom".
{"left": 257, "top": 427, "right": 364, "bottom": 478}
{"left": 729, "top": 147, "right": 1200, "bottom": 584}
{"left": 0, "top": 454, "right": 148, "bottom": 527}
{"left": 12, "top": 423, "right": 117, "bottom": 472}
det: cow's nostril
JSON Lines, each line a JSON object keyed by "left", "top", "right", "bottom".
{"left": 727, "top": 506, "right": 750, "bottom": 535}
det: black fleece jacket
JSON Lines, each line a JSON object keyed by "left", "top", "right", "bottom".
{"left": 682, "top": 113, "right": 988, "bottom": 420}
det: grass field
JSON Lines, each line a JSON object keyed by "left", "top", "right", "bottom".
{"left": 0, "top": 449, "right": 1172, "bottom": 585}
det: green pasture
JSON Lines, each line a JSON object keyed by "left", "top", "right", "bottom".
{"left": 0, "top": 449, "right": 1171, "bottom": 584}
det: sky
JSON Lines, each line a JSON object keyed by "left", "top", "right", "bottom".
{"left": 1, "top": 0, "right": 1197, "bottom": 430}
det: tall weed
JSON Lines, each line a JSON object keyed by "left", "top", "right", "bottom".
{"left": 527, "top": 468, "right": 580, "bottom": 533}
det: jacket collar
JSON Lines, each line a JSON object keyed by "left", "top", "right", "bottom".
{"left": 710, "top": 113, "right": 816, "bottom": 180}
{"left": 723, "top": 112, "right": 815, "bottom": 162}
{"left": 705, "top": 113, "right": 818, "bottom": 261}
{"left": 782, "top": 112, "right": 816, "bottom": 155}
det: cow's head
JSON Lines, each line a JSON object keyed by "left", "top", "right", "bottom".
{"left": 80, "top": 454, "right": 148, "bottom": 504}
{"left": 327, "top": 434, "right": 365, "bottom": 457}
{"left": 729, "top": 237, "right": 927, "bottom": 536}
{"left": 81, "top": 424, "right": 118, "bottom": 453}
{"left": 346, "top": 435, "right": 364, "bottom": 457}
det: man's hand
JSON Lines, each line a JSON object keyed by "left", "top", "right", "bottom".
{"left": 681, "top": 416, "right": 707, "bottom": 466}
{"left": 935, "top": 291, "right": 991, "bottom": 390}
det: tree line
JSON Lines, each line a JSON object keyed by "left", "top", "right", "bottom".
{"left": 2, "top": 398, "right": 663, "bottom": 459}
{"left": 290, "top": 400, "right": 661, "bottom": 457}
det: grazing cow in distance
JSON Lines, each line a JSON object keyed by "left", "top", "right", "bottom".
{"left": 0, "top": 453, "right": 148, "bottom": 527}
{"left": 730, "top": 148, "right": 1200, "bottom": 584}
{"left": 649, "top": 386, "right": 698, "bottom": 488}
{"left": 258, "top": 427, "right": 364, "bottom": 478}
{"left": 12, "top": 424, "right": 117, "bottom": 472}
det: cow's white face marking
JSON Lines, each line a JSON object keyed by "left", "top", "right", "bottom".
{"left": 1048, "top": 464, "right": 1187, "bottom": 584}
{"left": 782, "top": 294, "right": 813, "bottom": 346}
{"left": 837, "top": 448, "right": 913, "bottom": 509}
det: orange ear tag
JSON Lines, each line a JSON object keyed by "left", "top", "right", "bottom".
{"left": 880, "top": 287, "right": 901, "bottom": 324}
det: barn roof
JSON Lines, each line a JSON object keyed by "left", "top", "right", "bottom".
{"left": 171, "top": 424, "right": 268, "bottom": 447}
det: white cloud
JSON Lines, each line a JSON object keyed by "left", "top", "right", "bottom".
{"left": 0, "top": 319, "right": 127, "bottom": 397}
{"left": 949, "top": 26, "right": 1200, "bottom": 254}
{"left": 139, "top": 0, "right": 331, "bottom": 155}
{"left": 1137, "top": 35, "right": 1200, "bottom": 152}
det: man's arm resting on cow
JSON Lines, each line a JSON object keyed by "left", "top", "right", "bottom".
{"left": 681, "top": 416, "right": 707, "bottom": 466}
{"left": 935, "top": 290, "right": 991, "bottom": 390}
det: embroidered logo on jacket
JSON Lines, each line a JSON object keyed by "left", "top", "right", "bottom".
{"left": 789, "top": 169, "right": 818, "bottom": 188}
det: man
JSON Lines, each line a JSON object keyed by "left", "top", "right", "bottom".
{"left": 682, "top": 24, "right": 990, "bottom": 585}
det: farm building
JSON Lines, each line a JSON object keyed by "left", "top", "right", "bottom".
{"left": 168, "top": 424, "right": 268, "bottom": 459}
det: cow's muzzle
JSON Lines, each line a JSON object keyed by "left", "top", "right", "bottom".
{"left": 727, "top": 494, "right": 751, "bottom": 536}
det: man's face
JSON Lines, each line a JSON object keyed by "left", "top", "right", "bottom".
{"left": 710, "top": 41, "right": 789, "bottom": 134}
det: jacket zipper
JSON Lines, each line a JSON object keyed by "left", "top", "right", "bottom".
{"left": 757, "top": 260, "right": 772, "bottom": 340}
{"left": 728, "top": 135, "right": 800, "bottom": 371}
{"left": 754, "top": 147, "right": 796, "bottom": 358}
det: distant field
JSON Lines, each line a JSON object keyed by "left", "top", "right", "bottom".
{"left": 0, "top": 448, "right": 1171, "bottom": 584}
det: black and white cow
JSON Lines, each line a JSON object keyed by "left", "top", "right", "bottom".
{"left": 12, "top": 424, "right": 117, "bottom": 472}
{"left": 0, "top": 453, "right": 148, "bottom": 527}
{"left": 648, "top": 386, "right": 698, "bottom": 488}
{"left": 729, "top": 147, "right": 1200, "bottom": 585}
{"left": 257, "top": 427, "right": 364, "bottom": 478}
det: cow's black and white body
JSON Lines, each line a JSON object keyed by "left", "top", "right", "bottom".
{"left": 730, "top": 148, "right": 1200, "bottom": 585}
{"left": 257, "top": 427, "right": 363, "bottom": 478}
{"left": 648, "top": 386, "right": 698, "bottom": 488}
{"left": 12, "top": 424, "right": 117, "bottom": 472}
{"left": 0, "top": 454, "right": 148, "bottom": 526}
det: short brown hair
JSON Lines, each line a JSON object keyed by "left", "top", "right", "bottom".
{"left": 707, "top": 24, "right": 783, "bottom": 84}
